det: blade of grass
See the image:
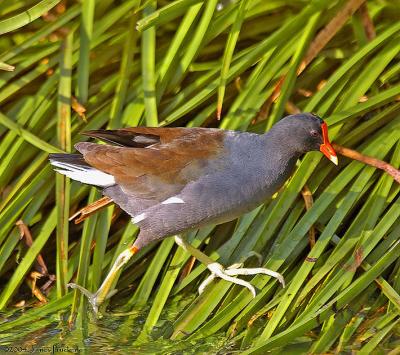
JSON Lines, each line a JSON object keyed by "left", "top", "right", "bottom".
{"left": 245, "top": 239, "right": 400, "bottom": 353}
{"left": 136, "top": 0, "right": 203, "bottom": 31}
{"left": 0, "top": 208, "right": 57, "bottom": 310}
{"left": 157, "top": 2, "right": 203, "bottom": 100}
{"left": 68, "top": 189, "right": 99, "bottom": 322}
{"left": 76, "top": 0, "right": 95, "bottom": 104}
{"left": 56, "top": 30, "right": 73, "bottom": 298}
{"left": 142, "top": 1, "right": 158, "bottom": 126}
{"left": 0, "top": 0, "right": 62, "bottom": 35}
{"left": 217, "top": 0, "right": 249, "bottom": 119}
{"left": 168, "top": 0, "right": 219, "bottom": 89}
{"left": 267, "top": 12, "right": 320, "bottom": 128}
{"left": 108, "top": 12, "right": 139, "bottom": 129}
{"left": 0, "top": 111, "right": 63, "bottom": 153}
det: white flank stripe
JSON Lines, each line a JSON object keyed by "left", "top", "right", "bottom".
{"left": 51, "top": 161, "right": 115, "bottom": 187}
{"left": 161, "top": 196, "right": 185, "bottom": 204}
{"left": 132, "top": 213, "right": 146, "bottom": 224}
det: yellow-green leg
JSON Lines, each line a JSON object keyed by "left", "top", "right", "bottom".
{"left": 68, "top": 245, "right": 139, "bottom": 313}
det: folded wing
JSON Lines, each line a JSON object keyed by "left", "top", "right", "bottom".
{"left": 75, "top": 127, "right": 226, "bottom": 205}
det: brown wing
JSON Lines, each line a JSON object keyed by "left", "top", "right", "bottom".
{"left": 75, "top": 127, "right": 225, "bottom": 202}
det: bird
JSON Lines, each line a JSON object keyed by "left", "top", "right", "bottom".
{"left": 49, "top": 112, "right": 338, "bottom": 313}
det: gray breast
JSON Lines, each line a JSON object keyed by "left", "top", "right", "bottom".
{"left": 136, "top": 131, "right": 298, "bottom": 238}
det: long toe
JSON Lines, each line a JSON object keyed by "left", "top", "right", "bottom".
{"left": 204, "top": 262, "right": 257, "bottom": 297}
{"left": 68, "top": 283, "right": 100, "bottom": 314}
{"left": 201, "top": 263, "right": 285, "bottom": 297}
{"left": 224, "top": 267, "right": 285, "bottom": 288}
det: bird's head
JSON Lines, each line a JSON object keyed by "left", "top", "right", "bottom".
{"left": 274, "top": 113, "right": 338, "bottom": 165}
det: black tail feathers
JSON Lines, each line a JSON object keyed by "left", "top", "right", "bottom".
{"left": 48, "top": 153, "right": 89, "bottom": 168}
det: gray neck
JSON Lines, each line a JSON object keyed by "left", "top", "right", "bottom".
{"left": 226, "top": 130, "right": 300, "bottom": 201}
{"left": 260, "top": 129, "right": 303, "bottom": 163}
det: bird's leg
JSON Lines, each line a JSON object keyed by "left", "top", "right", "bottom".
{"left": 68, "top": 245, "right": 139, "bottom": 314}
{"left": 174, "top": 235, "right": 285, "bottom": 298}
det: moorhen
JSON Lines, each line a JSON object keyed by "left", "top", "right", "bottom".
{"left": 50, "top": 112, "right": 337, "bottom": 312}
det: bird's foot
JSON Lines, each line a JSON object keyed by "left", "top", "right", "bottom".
{"left": 67, "top": 248, "right": 136, "bottom": 314}
{"left": 199, "top": 262, "right": 285, "bottom": 297}
{"left": 67, "top": 283, "right": 99, "bottom": 314}
{"left": 67, "top": 283, "right": 118, "bottom": 314}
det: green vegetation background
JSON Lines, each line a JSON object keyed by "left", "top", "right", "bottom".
{"left": 0, "top": 0, "right": 400, "bottom": 353}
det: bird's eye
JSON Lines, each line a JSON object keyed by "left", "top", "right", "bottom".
{"left": 310, "top": 130, "right": 318, "bottom": 137}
